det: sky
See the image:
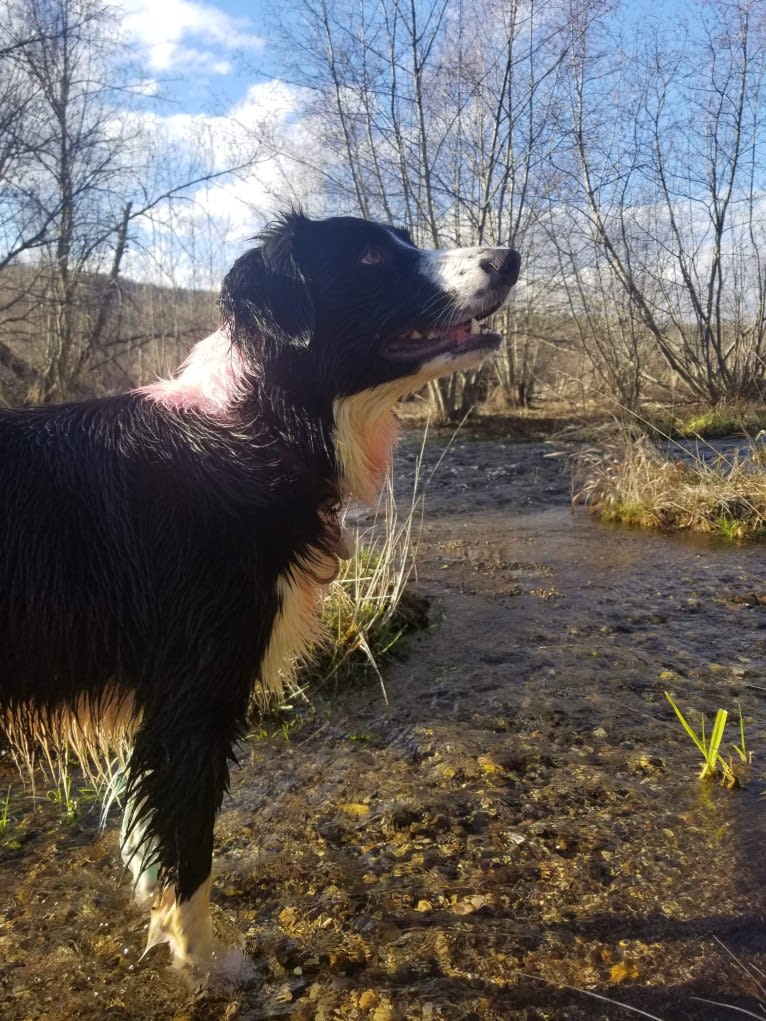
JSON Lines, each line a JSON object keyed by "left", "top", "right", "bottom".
{"left": 117, "top": 0, "right": 688, "bottom": 117}
{"left": 120, "top": 0, "right": 273, "bottom": 114}
{"left": 114, "top": 0, "right": 317, "bottom": 286}
{"left": 114, "top": 0, "right": 702, "bottom": 288}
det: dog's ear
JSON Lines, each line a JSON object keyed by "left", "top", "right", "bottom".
{"left": 219, "top": 210, "right": 314, "bottom": 354}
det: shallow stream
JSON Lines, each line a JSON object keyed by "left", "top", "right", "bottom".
{"left": 1, "top": 432, "right": 765, "bottom": 1020}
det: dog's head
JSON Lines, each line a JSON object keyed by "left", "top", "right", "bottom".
{"left": 219, "top": 210, "right": 521, "bottom": 405}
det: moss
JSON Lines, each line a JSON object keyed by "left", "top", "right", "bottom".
{"left": 671, "top": 403, "right": 766, "bottom": 439}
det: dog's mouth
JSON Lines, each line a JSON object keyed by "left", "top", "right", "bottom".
{"left": 383, "top": 315, "right": 502, "bottom": 362}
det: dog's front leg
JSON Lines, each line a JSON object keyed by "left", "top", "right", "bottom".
{"left": 124, "top": 710, "right": 248, "bottom": 983}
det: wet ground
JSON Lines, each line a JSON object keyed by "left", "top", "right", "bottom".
{"left": 2, "top": 427, "right": 766, "bottom": 1020}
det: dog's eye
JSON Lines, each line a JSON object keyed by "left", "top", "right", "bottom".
{"left": 360, "top": 246, "right": 385, "bottom": 266}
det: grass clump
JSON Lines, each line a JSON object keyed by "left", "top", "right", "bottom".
{"left": 647, "top": 401, "right": 766, "bottom": 440}
{"left": 678, "top": 408, "right": 743, "bottom": 439}
{"left": 0, "top": 785, "right": 23, "bottom": 850}
{"left": 665, "top": 692, "right": 752, "bottom": 788}
{"left": 305, "top": 473, "right": 427, "bottom": 698}
{"left": 573, "top": 426, "right": 766, "bottom": 540}
{"left": 286, "top": 428, "right": 443, "bottom": 705}
{"left": 0, "top": 785, "right": 12, "bottom": 835}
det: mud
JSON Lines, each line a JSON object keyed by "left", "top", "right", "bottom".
{"left": 1, "top": 428, "right": 766, "bottom": 1020}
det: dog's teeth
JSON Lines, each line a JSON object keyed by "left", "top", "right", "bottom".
{"left": 410, "top": 330, "right": 423, "bottom": 340}
{"left": 426, "top": 331, "right": 438, "bottom": 340}
{"left": 470, "top": 319, "right": 482, "bottom": 335}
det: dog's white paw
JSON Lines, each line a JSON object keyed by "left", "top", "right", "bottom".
{"left": 140, "top": 882, "right": 253, "bottom": 989}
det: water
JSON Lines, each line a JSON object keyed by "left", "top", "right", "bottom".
{"left": 1, "top": 434, "right": 765, "bottom": 1019}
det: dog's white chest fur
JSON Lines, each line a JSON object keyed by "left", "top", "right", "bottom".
{"left": 256, "top": 388, "right": 404, "bottom": 701}
{"left": 258, "top": 505, "right": 352, "bottom": 701}
{"left": 332, "top": 386, "right": 403, "bottom": 506}
{"left": 257, "top": 566, "right": 327, "bottom": 700}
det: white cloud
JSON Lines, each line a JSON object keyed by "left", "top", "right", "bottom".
{"left": 123, "top": 80, "right": 326, "bottom": 288}
{"left": 192, "top": 83, "right": 329, "bottom": 227}
{"left": 118, "top": 0, "right": 263, "bottom": 75}
{"left": 183, "top": 81, "right": 322, "bottom": 227}
{"left": 133, "top": 77, "right": 161, "bottom": 96}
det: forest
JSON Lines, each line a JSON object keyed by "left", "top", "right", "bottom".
{"left": 2, "top": 0, "right": 765, "bottom": 419}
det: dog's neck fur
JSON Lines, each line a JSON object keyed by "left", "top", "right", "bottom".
{"left": 332, "top": 387, "right": 402, "bottom": 506}
{"left": 137, "top": 330, "right": 247, "bottom": 415}
{"left": 332, "top": 359, "right": 453, "bottom": 506}
{"left": 137, "top": 329, "right": 419, "bottom": 510}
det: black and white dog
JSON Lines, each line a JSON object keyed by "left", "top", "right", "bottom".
{"left": 0, "top": 211, "right": 520, "bottom": 977}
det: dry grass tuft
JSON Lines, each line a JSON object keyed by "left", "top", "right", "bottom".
{"left": 290, "top": 429, "right": 436, "bottom": 702}
{"left": 303, "top": 475, "right": 427, "bottom": 698}
{"left": 573, "top": 426, "right": 766, "bottom": 540}
{"left": 665, "top": 402, "right": 766, "bottom": 440}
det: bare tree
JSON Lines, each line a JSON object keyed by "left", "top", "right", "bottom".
{"left": 0, "top": 0, "right": 264, "bottom": 403}
{"left": 560, "top": 0, "right": 766, "bottom": 404}
{"left": 253, "top": 0, "right": 569, "bottom": 420}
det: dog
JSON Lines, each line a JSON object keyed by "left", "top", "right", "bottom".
{"left": 0, "top": 210, "right": 520, "bottom": 979}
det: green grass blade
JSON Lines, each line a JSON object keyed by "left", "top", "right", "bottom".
{"left": 702, "top": 708, "right": 728, "bottom": 778}
{"left": 733, "top": 701, "right": 748, "bottom": 763}
{"left": 665, "top": 691, "right": 708, "bottom": 757}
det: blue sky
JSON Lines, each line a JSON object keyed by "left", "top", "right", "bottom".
{"left": 115, "top": 0, "right": 703, "bottom": 288}
{"left": 119, "top": 0, "right": 690, "bottom": 117}
{"left": 120, "top": 0, "right": 276, "bottom": 115}
{"left": 117, "top": 0, "right": 315, "bottom": 285}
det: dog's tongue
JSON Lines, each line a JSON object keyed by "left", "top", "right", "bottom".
{"left": 405, "top": 318, "right": 488, "bottom": 345}
{"left": 384, "top": 316, "right": 501, "bottom": 360}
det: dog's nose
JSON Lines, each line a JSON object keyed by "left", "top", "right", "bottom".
{"left": 480, "top": 249, "right": 521, "bottom": 287}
